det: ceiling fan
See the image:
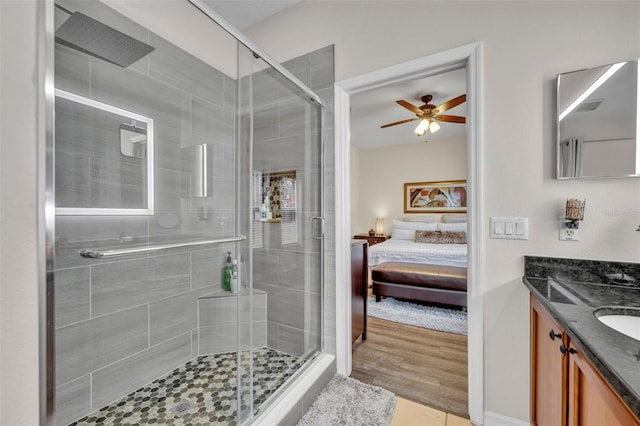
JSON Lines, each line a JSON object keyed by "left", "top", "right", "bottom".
{"left": 380, "top": 94, "right": 466, "bottom": 136}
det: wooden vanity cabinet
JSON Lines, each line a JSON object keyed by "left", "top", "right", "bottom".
{"left": 567, "top": 342, "right": 640, "bottom": 426}
{"left": 531, "top": 295, "right": 640, "bottom": 426}
{"left": 531, "top": 295, "right": 568, "bottom": 426}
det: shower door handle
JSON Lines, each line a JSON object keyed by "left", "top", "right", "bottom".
{"left": 311, "top": 216, "right": 325, "bottom": 240}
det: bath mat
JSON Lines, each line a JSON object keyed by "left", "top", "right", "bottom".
{"left": 368, "top": 297, "right": 468, "bottom": 335}
{"left": 297, "top": 375, "right": 396, "bottom": 426}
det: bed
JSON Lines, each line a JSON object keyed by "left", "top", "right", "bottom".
{"left": 368, "top": 217, "right": 468, "bottom": 307}
{"left": 368, "top": 238, "right": 467, "bottom": 268}
{"left": 368, "top": 218, "right": 468, "bottom": 268}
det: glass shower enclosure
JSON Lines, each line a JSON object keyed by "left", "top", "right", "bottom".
{"left": 47, "top": 1, "right": 324, "bottom": 424}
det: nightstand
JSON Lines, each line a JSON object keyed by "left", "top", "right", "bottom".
{"left": 353, "top": 233, "right": 390, "bottom": 246}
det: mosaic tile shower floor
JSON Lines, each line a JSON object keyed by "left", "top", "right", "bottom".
{"left": 70, "top": 348, "right": 305, "bottom": 426}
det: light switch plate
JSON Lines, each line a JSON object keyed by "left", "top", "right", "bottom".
{"left": 490, "top": 217, "right": 529, "bottom": 240}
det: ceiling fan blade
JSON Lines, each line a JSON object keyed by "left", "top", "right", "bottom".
{"left": 380, "top": 117, "right": 419, "bottom": 128}
{"left": 396, "top": 100, "right": 423, "bottom": 115}
{"left": 433, "top": 94, "right": 466, "bottom": 115}
{"left": 433, "top": 115, "right": 466, "bottom": 124}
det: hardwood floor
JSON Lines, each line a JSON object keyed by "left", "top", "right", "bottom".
{"left": 351, "top": 316, "right": 469, "bottom": 419}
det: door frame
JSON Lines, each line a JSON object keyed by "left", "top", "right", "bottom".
{"left": 333, "top": 42, "right": 484, "bottom": 424}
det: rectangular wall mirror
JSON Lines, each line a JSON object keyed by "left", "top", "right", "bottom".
{"left": 557, "top": 58, "right": 639, "bottom": 179}
{"left": 55, "top": 89, "right": 155, "bottom": 215}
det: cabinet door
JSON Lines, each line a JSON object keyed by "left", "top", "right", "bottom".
{"left": 531, "top": 296, "right": 568, "bottom": 426}
{"left": 351, "top": 241, "right": 367, "bottom": 344}
{"left": 568, "top": 343, "right": 640, "bottom": 426}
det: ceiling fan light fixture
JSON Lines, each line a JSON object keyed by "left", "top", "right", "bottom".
{"left": 382, "top": 93, "right": 466, "bottom": 135}
{"left": 414, "top": 119, "right": 429, "bottom": 136}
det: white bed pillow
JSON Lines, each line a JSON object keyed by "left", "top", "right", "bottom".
{"left": 392, "top": 219, "right": 438, "bottom": 231}
{"left": 391, "top": 220, "right": 438, "bottom": 240}
{"left": 401, "top": 214, "right": 438, "bottom": 223}
{"left": 437, "top": 222, "right": 467, "bottom": 232}
{"left": 442, "top": 214, "right": 467, "bottom": 223}
{"left": 391, "top": 229, "right": 416, "bottom": 240}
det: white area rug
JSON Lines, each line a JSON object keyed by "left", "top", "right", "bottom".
{"left": 297, "top": 375, "right": 396, "bottom": 426}
{"left": 368, "top": 297, "right": 468, "bottom": 335}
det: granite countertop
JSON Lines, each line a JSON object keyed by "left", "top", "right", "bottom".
{"left": 523, "top": 256, "right": 640, "bottom": 419}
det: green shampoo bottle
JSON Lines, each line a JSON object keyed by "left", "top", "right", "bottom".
{"left": 223, "top": 251, "right": 233, "bottom": 291}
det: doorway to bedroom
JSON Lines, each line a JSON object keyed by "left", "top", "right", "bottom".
{"left": 348, "top": 65, "right": 470, "bottom": 419}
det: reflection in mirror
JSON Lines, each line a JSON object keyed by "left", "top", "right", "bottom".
{"left": 120, "top": 123, "right": 147, "bottom": 159}
{"left": 55, "top": 89, "right": 154, "bottom": 215}
{"left": 557, "top": 59, "right": 639, "bottom": 179}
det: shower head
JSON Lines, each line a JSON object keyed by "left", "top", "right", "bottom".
{"left": 55, "top": 11, "right": 155, "bottom": 68}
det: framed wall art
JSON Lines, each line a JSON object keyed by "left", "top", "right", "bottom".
{"left": 404, "top": 180, "right": 467, "bottom": 213}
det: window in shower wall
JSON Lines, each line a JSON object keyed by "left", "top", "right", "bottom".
{"left": 50, "top": 1, "right": 328, "bottom": 425}
{"left": 252, "top": 170, "right": 298, "bottom": 247}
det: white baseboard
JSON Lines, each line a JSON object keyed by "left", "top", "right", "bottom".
{"left": 484, "top": 411, "right": 530, "bottom": 426}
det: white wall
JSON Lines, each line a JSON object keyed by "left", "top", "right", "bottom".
{"left": 104, "top": 0, "right": 239, "bottom": 77}
{"left": 246, "top": 1, "right": 640, "bottom": 422}
{"left": 354, "top": 138, "right": 467, "bottom": 234}
{"left": 0, "top": 1, "right": 41, "bottom": 425}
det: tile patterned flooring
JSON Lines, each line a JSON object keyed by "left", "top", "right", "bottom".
{"left": 70, "top": 348, "right": 304, "bottom": 426}
{"left": 391, "top": 397, "right": 472, "bottom": 426}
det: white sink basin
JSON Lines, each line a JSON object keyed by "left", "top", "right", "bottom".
{"left": 595, "top": 307, "right": 640, "bottom": 342}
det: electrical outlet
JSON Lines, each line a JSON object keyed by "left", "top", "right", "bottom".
{"left": 559, "top": 228, "right": 580, "bottom": 241}
{"left": 559, "top": 218, "right": 580, "bottom": 241}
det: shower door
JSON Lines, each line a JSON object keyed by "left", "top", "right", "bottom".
{"left": 235, "top": 41, "right": 325, "bottom": 421}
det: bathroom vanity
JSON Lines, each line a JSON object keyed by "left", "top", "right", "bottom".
{"left": 523, "top": 256, "right": 640, "bottom": 425}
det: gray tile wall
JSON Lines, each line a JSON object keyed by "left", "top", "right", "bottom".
{"left": 198, "top": 291, "right": 267, "bottom": 353}
{"left": 53, "top": 1, "right": 238, "bottom": 424}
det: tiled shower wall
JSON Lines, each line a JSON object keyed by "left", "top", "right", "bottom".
{"left": 52, "top": 1, "right": 253, "bottom": 424}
